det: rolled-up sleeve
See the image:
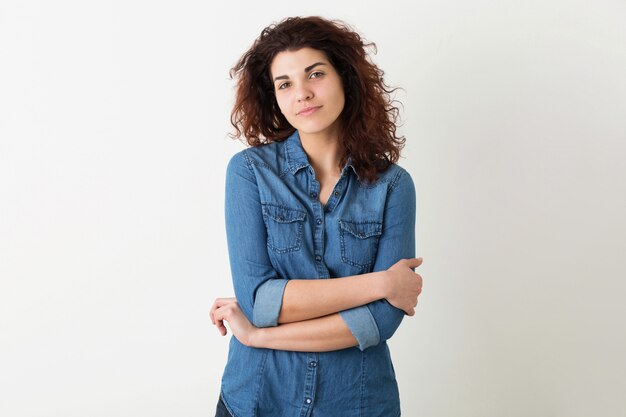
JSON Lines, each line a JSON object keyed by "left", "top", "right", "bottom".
{"left": 253, "top": 278, "right": 289, "bottom": 327}
{"left": 340, "top": 306, "right": 381, "bottom": 350}
{"left": 225, "top": 152, "right": 288, "bottom": 327}
{"left": 340, "top": 168, "right": 416, "bottom": 350}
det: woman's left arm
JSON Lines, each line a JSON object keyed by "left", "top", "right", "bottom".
{"left": 338, "top": 168, "right": 418, "bottom": 349}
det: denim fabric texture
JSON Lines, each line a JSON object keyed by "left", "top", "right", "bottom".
{"left": 220, "top": 130, "right": 415, "bottom": 417}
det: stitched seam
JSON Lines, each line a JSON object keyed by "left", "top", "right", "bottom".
{"left": 339, "top": 220, "right": 382, "bottom": 268}
{"left": 284, "top": 134, "right": 308, "bottom": 175}
{"left": 242, "top": 149, "right": 275, "bottom": 171}
{"left": 261, "top": 203, "right": 305, "bottom": 254}
{"left": 241, "top": 149, "right": 254, "bottom": 172}
{"left": 362, "top": 306, "right": 381, "bottom": 348}
{"left": 360, "top": 351, "right": 366, "bottom": 417}
{"left": 220, "top": 393, "right": 237, "bottom": 417}
{"left": 389, "top": 168, "right": 404, "bottom": 192}
{"left": 252, "top": 349, "right": 269, "bottom": 417}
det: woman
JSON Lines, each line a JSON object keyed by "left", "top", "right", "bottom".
{"left": 210, "top": 16, "right": 423, "bottom": 417}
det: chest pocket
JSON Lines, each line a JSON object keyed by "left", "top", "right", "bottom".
{"left": 339, "top": 220, "right": 383, "bottom": 270}
{"left": 262, "top": 203, "right": 307, "bottom": 254}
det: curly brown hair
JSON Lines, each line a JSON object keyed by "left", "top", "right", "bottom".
{"left": 229, "top": 16, "right": 405, "bottom": 183}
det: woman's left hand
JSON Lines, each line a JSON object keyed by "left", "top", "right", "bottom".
{"left": 210, "top": 297, "right": 258, "bottom": 347}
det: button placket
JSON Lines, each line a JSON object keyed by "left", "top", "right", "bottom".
{"left": 309, "top": 176, "right": 327, "bottom": 274}
{"left": 324, "top": 172, "right": 346, "bottom": 213}
{"left": 300, "top": 353, "right": 318, "bottom": 413}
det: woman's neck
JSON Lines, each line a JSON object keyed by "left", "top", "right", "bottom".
{"left": 299, "top": 131, "right": 342, "bottom": 180}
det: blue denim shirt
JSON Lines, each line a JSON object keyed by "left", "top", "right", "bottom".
{"left": 220, "top": 131, "right": 416, "bottom": 417}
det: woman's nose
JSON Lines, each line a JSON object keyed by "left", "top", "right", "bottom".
{"left": 296, "top": 85, "right": 314, "bottom": 101}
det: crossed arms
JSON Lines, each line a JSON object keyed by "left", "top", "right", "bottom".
{"left": 210, "top": 153, "right": 423, "bottom": 352}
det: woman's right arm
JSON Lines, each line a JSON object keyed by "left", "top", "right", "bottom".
{"left": 212, "top": 298, "right": 359, "bottom": 352}
{"left": 224, "top": 153, "right": 419, "bottom": 328}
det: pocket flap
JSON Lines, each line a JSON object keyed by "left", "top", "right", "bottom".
{"left": 339, "top": 220, "right": 382, "bottom": 239}
{"left": 262, "top": 204, "right": 307, "bottom": 223}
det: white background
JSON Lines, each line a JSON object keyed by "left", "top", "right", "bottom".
{"left": 1, "top": 0, "right": 625, "bottom": 416}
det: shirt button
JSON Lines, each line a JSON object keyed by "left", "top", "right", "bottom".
{"left": 316, "top": 219, "right": 322, "bottom": 225}
{"left": 334, "top": 191, "right": 340, "bottom": 196}
{"left": 310, "top": 192, "right": 318, "bottom": 198}
{"left": 310, "top": 361, "right": 317, "bottom": 367}
{"left": 315, "top": 255, "right": 322, "bottom": 262}
{"left": 305, "top": 398, "right": 312, "bottom": 404}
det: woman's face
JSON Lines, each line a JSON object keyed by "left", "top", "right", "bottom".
{"left": 270, "top": 47, "right": 345, "bottom": 138}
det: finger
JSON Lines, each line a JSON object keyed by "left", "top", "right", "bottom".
{"left": 211, "top": 310, "right": 223, "bottom": 328}
{"left": 210, "top": 303, "right": 217, "bottom": 324}
{"left": 212, "top": 310, "right": 226, "bottom": 333}
{"left": 217, "top": 320, "right": 227, "bottom": 336}
{"left": 404, "top": 257, "right": 423, "bottom": 269}
{"left": 211, "top": 297, "right": 237, "bottom": 323}
{"left": 213, "top": 309, "right": 229, "bottom": 336}
{"left": 210, "top": 301, "right": 222, "bottom": 324}
{"left": 210, "top": 300, "right": 221, "bottom": 323}
{"left": 213, "top": 297, "right": 237, "bottom": 308}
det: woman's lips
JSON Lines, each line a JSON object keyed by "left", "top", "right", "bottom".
{"left": 297, "top": 106, "right": 322, "bottom": 116}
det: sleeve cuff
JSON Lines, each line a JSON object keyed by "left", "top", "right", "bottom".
{"left": 252, "top": 279, "right": 289, "bottom": 327}
{"left": 339, "top": 306, "right": 381, "bottom": 351}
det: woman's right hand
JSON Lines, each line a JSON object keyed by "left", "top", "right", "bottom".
{"left": 384, "top": 258, "right": 423, "bottom": 316}
{"left": 210, "top": 297, "right": 259, "bottom": 347}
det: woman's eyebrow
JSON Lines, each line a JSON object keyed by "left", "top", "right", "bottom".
{"left": 304, "top": 62, "right": 326, "bottom": 72}
{"left": 273, "top": 62, "right": 327, "bottom": 82}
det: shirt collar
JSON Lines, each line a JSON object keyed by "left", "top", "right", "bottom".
{"left": 342, "top": 156, "right": 357, "bottom": 177}
{"left": 284, "top": 130, "right": 310, "bottom": 175}
{"left": 284, "top": 130, "right": 357, "bottom": 176}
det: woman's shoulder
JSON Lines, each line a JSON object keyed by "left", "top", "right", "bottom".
{"left": 374, "top": 163, "right": 416, "bottom": 208}
{"left": 227, "top": 140, "right": 289, "bottom": 174}
{"left": 361, "top": 163, "right": 413, "bottom": 191}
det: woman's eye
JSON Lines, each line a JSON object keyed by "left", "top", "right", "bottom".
{"left": 277, "top": 82, "right": 290, "bottom": 90}
{"left": 310, "top": 71, "right": 324, "bottom": 79}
